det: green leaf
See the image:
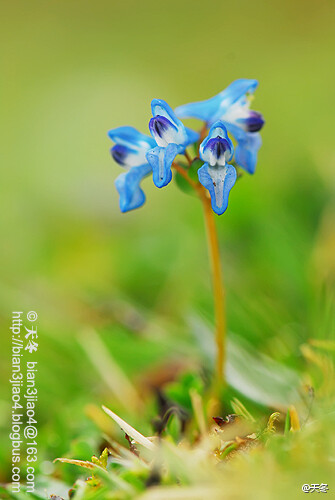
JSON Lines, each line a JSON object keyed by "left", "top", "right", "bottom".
{"left": 174, "top": 170, "right": 195, "bottom": 196}
{"left": 188, "top": 158, "right": 202, "bottom": 182}
{"left": 166, "top": 413, "right": 182, "bottom": 442}
{"left": 165, "top": 372, "right": 204, "bottom": 411}
{"left": 221, "top": 442, "right": 238, "bottom": 459}
{"left": 191, "top": 142, "right": 199, "bottom": 157}
{"left": 119, "top": 470, "right": 146, "bottom": 492}
{"left": 174, "top": 159, "right": 202, "bottom": 195}
{"left": 284, "top": 409, "right": 290, "bottom": 435}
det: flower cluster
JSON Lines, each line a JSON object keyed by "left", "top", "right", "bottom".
{"left": 108, "top": 79, "right": 264, "bottom": 215}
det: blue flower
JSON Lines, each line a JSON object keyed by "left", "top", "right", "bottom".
{"left": 108, "top": 126, "right": 156, "bottom": 212}
{"left": 146, "top": 99, "right": 199, "bottom": 188}
{"left": 198, "top": 122, "right": 237, "bottom": 215}
{"left": 175, "top": 79, "right": 264, "bottom": 174}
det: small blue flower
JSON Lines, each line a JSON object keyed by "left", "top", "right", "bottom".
{"left": 146, "top": 99, "right": 199, "bottom": 188}
{"left": 198, "top": 122, "right": 237, "bottom": 215}
{"left": 108, "top": 126, "right": 156, "bottom": 212}
{"left": 175, "top": 79, "right": 264, "bottom": 174}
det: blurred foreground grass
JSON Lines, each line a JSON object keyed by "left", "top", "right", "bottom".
{"left": 1, "top": 0, "right": 335, "bottom": 498}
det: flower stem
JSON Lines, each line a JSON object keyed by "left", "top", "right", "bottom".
{"left": 172, "top": 161, "right": 226, "bottom": 388}
{"left": 172, "top": 162, "right": 202, "bottom": 193}
{"left": 184, "top": 150, "right": 192, "bottom": 166}
{"left": 199, "top": 124, "right": 208, "bottom": 142}
{"left": 201, "top": 195, "right": 226, "bottom": 388}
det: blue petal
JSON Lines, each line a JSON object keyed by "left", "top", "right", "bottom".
{"left": 236, "top": 111, "right": 265, "bottom": 133}
{"left": 218, "top": 79, "right": 258, "bottom": 106}
{"left": 235, "top": 133, "right": 262, "bottom": 174}
{"left": 111, "top": 144, "right": 130, "bottom": 166}
{"left": 150, "top": 99, "right": 196, "bottom": 147}
{"left": 114, "top": 164, "right": 152, "bottom": 212}
{"left": 149, "top": 115, "right": 180, "bottom": 147}
{"left": 146, "top": 143, "right": 181, "bottom": 188}
{"left": 108, "top": 126, "right": 155, "bottom": 150}
{"left": 175, "top": 79, "right": 258, "bottom": 124}
{"left": 198, "top": 163, "right": 237, "bottom": 215}
{"left": 110, "top": 144, "right": 137, "bottom": 166}
{"left": 200, "top": 121, "right": 233, "bottom": 166}
{"left": 151, "top": 99, "right": 183, "bottom": 130}
{"left": 224, "top": 122, "right": 262, "bottom": 174}
{"left": 185, "top": 126, "right": 200, "bottom": 145}
{"left": 175, "top": 94, "right": 222, "bottom": 122}
{"left": 210, "top": 79, "right": 259, "bottom": 124}
{"left": 108, "top": 126, "right": 155, "bottom": 168}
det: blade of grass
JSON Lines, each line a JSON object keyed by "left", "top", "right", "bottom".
{"left": 190, "top": 389, "right": 207, "bottom": 437}
{"left": 78, "top": 328, "right": 142, "bottom": 411}
{"left": 102, "top": 405, "right": 156, "bottom": 451}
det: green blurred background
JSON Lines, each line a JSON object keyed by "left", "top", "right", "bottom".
{"left": 1, "top": 0, "right": 335, "bottom": 492}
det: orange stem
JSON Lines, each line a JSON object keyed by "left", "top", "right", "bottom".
{"left": 200, "top": 124, "right": 208, "bottom": 143}
{"left": 184, "top": 150, "right": 192, "bottom": 166}
{"left": 172, "top": 162, "right": 202, "bottom": 193}
{"left": 172, "top": 162, "right": 226, "bottom": 386}
{"left": 201, "top": 196, "right": 226, "bottom": 386}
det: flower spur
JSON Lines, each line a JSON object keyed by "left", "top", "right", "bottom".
{"left": 175, "top": 78, "right": 265, "bottom": 174}
{"left": 108, "top": 126, "right": 156, "bottom": 212}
